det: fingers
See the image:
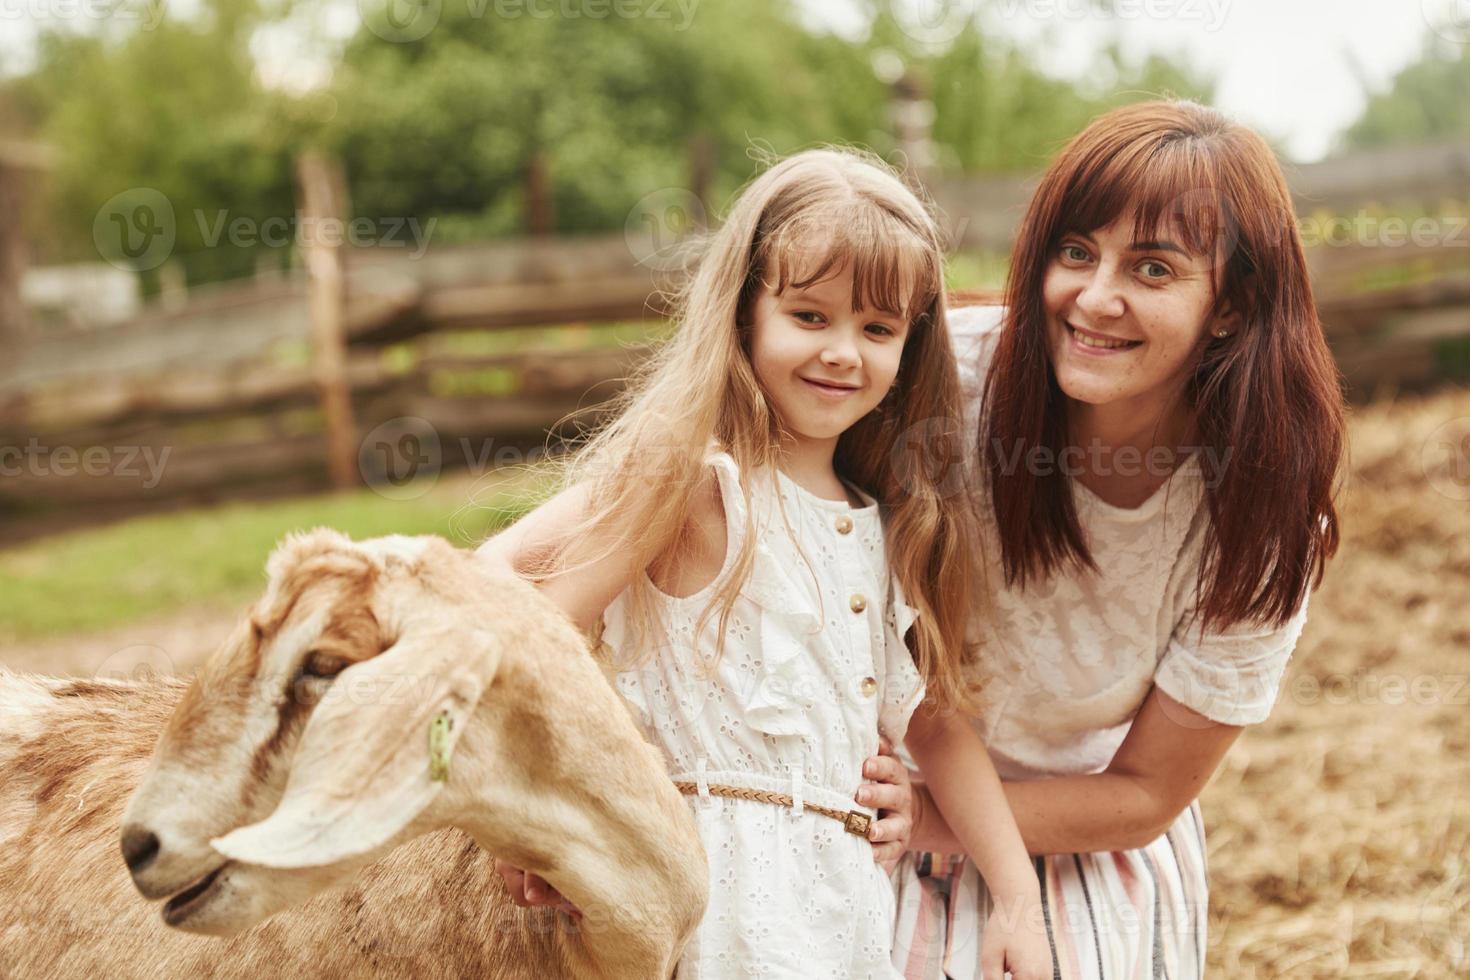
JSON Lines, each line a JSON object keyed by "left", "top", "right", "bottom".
{"left": 496, "top": 859, "right": 531, "bottom": 907}
{"left": 495, "top": 862, "right": 576, "bottom": 915}
{"left": 861, "top": 753, "right": 910, "bottom": 788}
{"left": 979, "top": 946, "right": 1006, "bottom": 980}
{"left": 856, "top": 781, "right": 910, "bottom": 813}
{"left": 867, "top": 812, "right": 911, "bottom": 846}
{"left": 871, "top": 840, "right": 906, "bottom": 867}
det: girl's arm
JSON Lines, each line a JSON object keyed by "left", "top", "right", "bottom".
{"left": 474, "top": 483, "right": 640, "bottom": 632}
{"left": 476, "top": 471, "right": 726, "bottom": 632}
{"left": 908, "top": 686, "right": 1243, "bottom": 855}
{"left": 903, "top": 703, "right": 1038, "bottom": 902}
{"left": 904, "top": 703, "right": 1053, "bottom": 979}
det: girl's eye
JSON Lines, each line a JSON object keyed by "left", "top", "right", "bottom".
{"left": 792, "top": 311, "right": 824, "bottom": 325}
{"left": 866, "top": 323, "right": 896, "bottom": 338}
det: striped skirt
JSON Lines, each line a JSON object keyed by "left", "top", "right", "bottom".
{"left": 889, "top": 800, "right": 1209, "bottom": 979}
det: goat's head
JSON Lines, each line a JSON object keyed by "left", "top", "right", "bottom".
{"left": 120, "top": 528, "right": 511, "bottom": 935}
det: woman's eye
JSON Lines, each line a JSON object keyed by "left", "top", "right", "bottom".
{"left": 1060, "top": 244, "right": 1090, "bottom": 262}
{"left": 1139, "top": 260, "right": 1172, "bottom": 280}
{"left": 302, "top": 650, "right": 350, "bottom": 678}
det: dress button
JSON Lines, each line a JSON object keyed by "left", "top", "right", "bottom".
{"left": 850, "top": 594, "right": 867, "bottom": 614}
{"left": 860, "top": 675, "right": 878, "bottom": 698}
{"left": 834, "top": 515, "right": 853, "bottom": 535}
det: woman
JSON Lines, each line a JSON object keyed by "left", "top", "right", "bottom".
{"left": 876, "top": 99, "right": 1343, "bottom": 979}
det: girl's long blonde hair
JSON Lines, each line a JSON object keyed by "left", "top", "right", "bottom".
{"left": 526, "top": 147, "right": 986, "bottom": 713}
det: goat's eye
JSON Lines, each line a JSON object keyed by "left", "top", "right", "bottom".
{"left": 302, "top": 650, "right": 350, "bottom": 678}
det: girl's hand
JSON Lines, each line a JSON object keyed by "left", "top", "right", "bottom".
{"left": 858, "top": 737, "right": 915, "bottom": 871}
{"left": 494, "top": 858, "right": 582, "bottom": 920}
{"left": 980, "top": 900, "right": 1054, "bottom": 980}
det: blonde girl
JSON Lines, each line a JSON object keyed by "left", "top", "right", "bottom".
{"left": 479, "top": 148, "right": 1051, "bottom": 980}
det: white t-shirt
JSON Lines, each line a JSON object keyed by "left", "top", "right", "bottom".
{"left": 948, "top": 305, "right": 1308, "bottom": 779}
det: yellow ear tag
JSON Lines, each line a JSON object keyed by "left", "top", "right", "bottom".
{"left": 428, "top": 711, "right": 454, "bottom": 782}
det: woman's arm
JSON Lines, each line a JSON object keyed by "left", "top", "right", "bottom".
{"left": 909, "top": 686, "right": 1243, "bottom": 855}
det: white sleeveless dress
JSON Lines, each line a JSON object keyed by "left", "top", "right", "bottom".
{"left": 603, "top": 451, "right": 925, "bottom": 979}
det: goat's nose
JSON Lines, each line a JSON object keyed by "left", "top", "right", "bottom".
{"left": 120, "top": 825, "right": 161, "bottom": 874}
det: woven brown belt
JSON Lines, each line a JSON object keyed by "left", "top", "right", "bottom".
{"left": 672, "top": 780, "right": 873, "bottom": 837}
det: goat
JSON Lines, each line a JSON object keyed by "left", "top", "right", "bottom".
{"left": 0, "top": 528, "right": 707, "bottom": 979}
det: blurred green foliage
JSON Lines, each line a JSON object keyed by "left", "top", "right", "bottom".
{"left": 1341, "top": 34, "right": 1470, "bottom": 150}
{"left": 6, "top": 0, "right": 1218, "bottom": 287}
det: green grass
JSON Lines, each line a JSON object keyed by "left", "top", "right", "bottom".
{"left": 0, "top": 478, "right": 533, "bottom": 645}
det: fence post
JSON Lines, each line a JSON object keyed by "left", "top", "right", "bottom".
{"left": 295, "top": 151, "right": 358, "bottom": 491}
{"left": 0, "top": 160, "right": 29, "bottom": 339}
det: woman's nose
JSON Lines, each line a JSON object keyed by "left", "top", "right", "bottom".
{"left": 1075, "top": 268, "right": 1126, "bottom": 320}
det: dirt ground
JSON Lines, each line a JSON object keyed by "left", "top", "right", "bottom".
{"left": 2, "top": 387, "right": 1466, "bottom": 977}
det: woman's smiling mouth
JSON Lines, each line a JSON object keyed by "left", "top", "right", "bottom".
{"left": 1066, "top": 321, "right": 1144, "bottom": 354}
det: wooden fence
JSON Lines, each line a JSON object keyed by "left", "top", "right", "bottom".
{"left": 3, "top": 140, "right": 1468, "bottom": 526}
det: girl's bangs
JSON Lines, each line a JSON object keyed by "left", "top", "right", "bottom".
{"left": 1056, "top": 140, "right": 1230, "bottom": 261}
{"left": 761, "top": 206, "right": 940, "bottom": 324}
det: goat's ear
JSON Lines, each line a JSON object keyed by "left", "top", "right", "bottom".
{"left": 211, "top": 624, "right": 498, "bottom": 869}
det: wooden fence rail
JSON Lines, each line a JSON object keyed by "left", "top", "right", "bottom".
{"left": 3, "top": 140, "right": 1469, "bottom": 523}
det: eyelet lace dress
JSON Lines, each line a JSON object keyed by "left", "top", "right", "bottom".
{"left": 603, "top": 451, "right": 924, "bottom": 979}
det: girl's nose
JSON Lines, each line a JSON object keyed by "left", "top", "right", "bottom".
{"left": 820, "top": 335, "right": 861, "bottom": 368}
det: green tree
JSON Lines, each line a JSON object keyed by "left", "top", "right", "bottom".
{"left": 1341, "top": 34, "right": 1470, "bottom": 150}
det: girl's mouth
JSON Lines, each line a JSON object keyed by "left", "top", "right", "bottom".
{"left": 801, "top": 377, "right": 860, "bottom": 398}
{"left": 1066, "top": 322, "right": 1144, "bottom": 355}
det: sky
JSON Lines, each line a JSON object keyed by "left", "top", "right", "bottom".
{"left": 807, "top": 0, "right": 1458, "bottom": 161}
{"left": 1, "top": 0, "right": 1462, "bottom": 163}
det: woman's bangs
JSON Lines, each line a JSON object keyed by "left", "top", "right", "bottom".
{"left": 1056, "top": 142, "right": 1228, "bottom": 261}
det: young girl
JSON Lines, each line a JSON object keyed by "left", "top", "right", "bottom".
{"left": 479, "top": 148, "right": 1051, "bottom": 979}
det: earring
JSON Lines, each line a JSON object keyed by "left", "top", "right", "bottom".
{"left": 1213, "top": 328, "right": 1232, "bottom": 339}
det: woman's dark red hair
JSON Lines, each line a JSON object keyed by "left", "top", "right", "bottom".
{"left": 980, "top": 99, "right": 1343, "bottom": 630}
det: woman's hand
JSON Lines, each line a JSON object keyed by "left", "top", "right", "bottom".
{"left": 858, "top": 737, "right": 916, "bottom": 871}
{"left": 981, "top": 898, "right": 1054, "bottom": 980}
{"left": 494, "top": 858, "right": 582, "bottom": 920}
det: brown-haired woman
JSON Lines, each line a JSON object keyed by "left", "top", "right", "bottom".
{"left": 879, "top": 99, "right": 1345, "bottom": 978}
